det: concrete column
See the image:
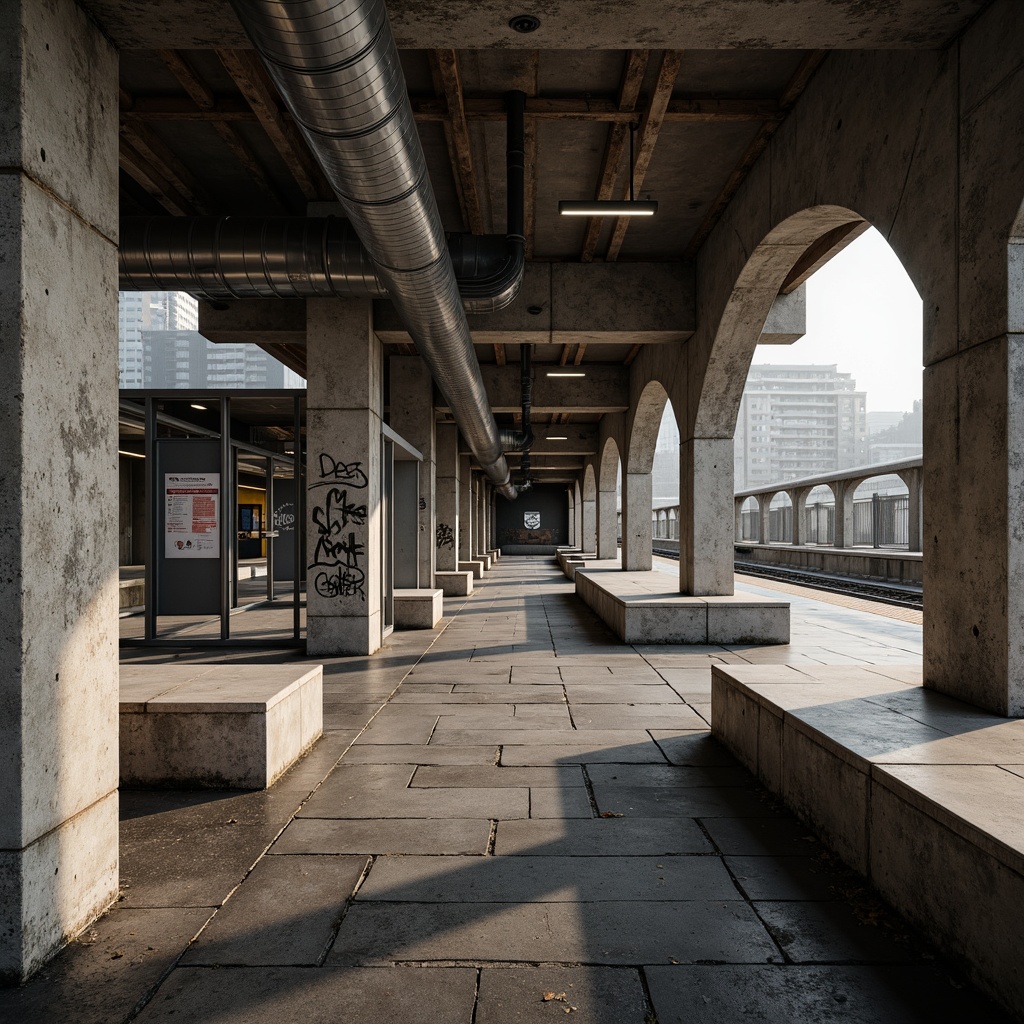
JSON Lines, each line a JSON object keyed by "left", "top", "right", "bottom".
{"left": 306, "top": 299, "right": 382, "bottom": 655}
{"left": 899, "top": 468, "right": 922, "bottom": 552}
{"left": 597, "top": 486, "right": 617, "bottom": 558}
{"left": 390, "top": 357, "right": 435, "bottom": 588}
{"left": 0, "top": 0, "right": 119, "bottom": 981}
{"left": 621, "top": 473, "right": 653, "bottom": 571}
{"left": 573, "top": 481, "right": 584, "bottom": 552}
{"left": 677, "top": 438, "right": 735, "bottom": 595}
{"left": 435, "top": 425, "right": 459, "bottom": 571}
{"left": 567, "top": 491, "right": 576, "bottom": 545}
{"left": 458, "top": 454, "right": 473, "bottom": 562}
{"left": 833, "top": 481, "right": 854, "bottom": 549}
{"left": 582, "top": 493, "right": 597, "bottom": 554}
{"left": 757, "top": 496, "right": 771, "bottom": 545}
{"left": 475, "top": 477, "right": 486, "bottom": 555}
{"left": 734, "top": 499, "right": 744, "bottom": 542}
{"left": 791, "top": 489, "right": 808, "bottom": 546}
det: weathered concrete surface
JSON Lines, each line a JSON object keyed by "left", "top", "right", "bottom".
{"left": 712, "top": 664, "right": 1024, "bottom": 1018}
{"left": 0, "top": 0, "right": 119, "bottom": 983}
{"left": 119, "top": 664, "right": 323, "bottom": 789}
{"left": 435, "top": 570, "right": 473, "bottom": 596}
{"left": 393, "top": 589, "right": 443, "bottom": 629}
{"left": 435, "top": 425, "right": 460, "bottom": 572}
{"left": 305, "top": 300, "right": 382, "bottom": 656}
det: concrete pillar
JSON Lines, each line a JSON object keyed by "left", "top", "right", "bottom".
{"left": 435, "top": 425, "right": 459, "bottom": 571}
{"left": 734, "top": 499, "right": 744, "bottom": 542}
{"left": 306, "top": 299, "right": 382, "bottom": 655}
{"left": 458, "top": 454, "right": 473, "bottom": 562}
{"left": 475, "top": 477, "right": 486, "bottom": 555}
{"left": 573, "top": 481, "right": 584, "bottom": 552}
{"left": 0, "top": 0, "right": 119, "bottom": 981}
{"left": 757, "top": 496, "right": 771, "bottom": 545}
{"left": 678, "top": 438, "right": 734, "bottom": 595}
{"left": 567, "top": 490, "right": 576, "bottom": 545}
{"left": 791, "top": 489, "right": 808, "bottom": 546}
{"left": 621, "top": 473, "right": 653, "bottom": 571}
{"left": 899, "top": 468, "right": 922, "bottom": 552}
{"left": 582, "top": 493, "right": 597, "bottom": 554}
{"left": 833, "top": 481, "right": 854, "bottom": 549}
{"left": 597, "top": 486, "right": 617, "bottom": 558}
{"left": 390, "top": 357, "right": 435, "bottom": 588}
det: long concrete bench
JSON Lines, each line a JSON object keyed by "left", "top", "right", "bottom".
{"left": 394, "top": 588, "right": 443, "bottom": 628}
{"left": 712, "top": 664, "right": 1024, "bottom": 1019}
{"left": 474, "top": 552, "right": 492, "bottom": 570}
{"left": 435, "top": 570, "right": 473, "bottom": 596}
{"left": 555, "top": 549, "right": 591, "bottom": 580}
{"left": 120, "top": 663, "right": 323, "bottom": 789}
{"left": 575, "top": 566, "right": 789, "bottom": 644}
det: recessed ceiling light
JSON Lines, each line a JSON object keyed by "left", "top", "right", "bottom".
{"left": 546, "top": 371, "right": 586, "bottom": 378}
{"left": 559, "top": 200, "right": 658, "bottom": 217}
{"left": 509, "top": 14, "right": 540, "bottom": 33}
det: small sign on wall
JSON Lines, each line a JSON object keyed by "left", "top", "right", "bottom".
{"left": 524, "top": 511, "right": 541, "bottom": 529}
{"left": 165, "top": 473, "right": 220, "bottom": 558}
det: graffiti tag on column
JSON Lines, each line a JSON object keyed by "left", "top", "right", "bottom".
{"left": 436, "top": 523, "right": 455, "bottom": 549}
{"left": 309, "top": 453, "right": 369, "bottom": 601}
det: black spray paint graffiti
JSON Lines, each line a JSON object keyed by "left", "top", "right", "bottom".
{"left": 310, "top": 453, "right": 368, "bottom": 601}
{"left": 436, "top": 523, "right": 455, "bottom": 550}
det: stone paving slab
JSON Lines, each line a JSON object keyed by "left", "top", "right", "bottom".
{"left": 182, "top": 855, "right": 368, "bottom": 966}
{"left": 529, "top": 787, "right": 594, "bottom": 818}
{"left": 352, "top": 716, "right": 439, "bottom": 744}
{"left": 340, "top": 744, "right": 500, "bottom": 765}
{"left": 298, "top": 785, "right": 529, "bottom": 820}
{"left": 428, "top": 727, "right": 657, "bottom": 746}
{"left": 410, "top": 765, "right": 586, "bottom": 788}
{"left": 591, "top": 783, "right": 782, "bottom": 819}
{"left": 499, "top": 742, "right": 669, "bottom": 766}
{"left": 476, "top": 966, "right": 649, "bottom": 1024}
{"left": 356, "top": 855, "right": 738, "bottom": 903}
{"left": 133, "top": 966, "right": 479, "bottom": 1023}
{"left": 649, "top": 731, "right": 741, "bottom": 765}
{"left": 586, "top": 764, "right": 756, "bottom": 789}
{"left": 493, "top": 818, "right": 716, "bottom": 856}
{"left": 268, "top": 818, "right": 492, "bottom": 856}
{"left": 644, "top": 965, "right": 1014, "bottom": 1024}
{"left": 328, "top": 901, "right": 780, "bottom": 966}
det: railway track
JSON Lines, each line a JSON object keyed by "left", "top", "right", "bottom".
{"left": 733, "top": 560, "right": 923, "bottom": 609}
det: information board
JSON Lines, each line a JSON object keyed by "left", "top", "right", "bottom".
{"left": 164, "top": 473, "right": 220, "bottom": 558}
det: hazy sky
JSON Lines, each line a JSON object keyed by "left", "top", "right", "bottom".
{"left": 753, "top": 226, "right": 923, "bottom": 413}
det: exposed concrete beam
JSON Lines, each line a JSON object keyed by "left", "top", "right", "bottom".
{"left": 118, "top": 133, "right": 197, "bottom": 216}
{"left": 606, "top": 51, "right": 683, "bottom": 262}
{"left": 459, "top": 424, "right": 599, "bottom": 457}
{"left": 199, "top": 299, "right": 307, "bottom": 347}
{"left": 759, "top": 285, "right": 808, "bottom": 346}
{"left": 581, "top": 51, "right": 649, "bottom": 263}
{"left": 780, "top": 220, "right": 870, "bottom": 293}
{"left": 438, "top": 364, "right": 628, "bottom": 416}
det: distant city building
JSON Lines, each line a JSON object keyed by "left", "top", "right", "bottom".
{"left": 868, "top": 400, "right": 922, "bottom": 464}
{"left": 734, "top": 364, "right": 868, "bottom": 490}
{"left": 652, "top": 406, "right": 681, "bottom": 504}
{"left": 118, "top": 291, "right": 198, "bottom": 388}
{"left": 119, "top": 291, "right": 304, "bottom": 390}
{"left": 139, "top": 331, "right": 305, "bottom": 390}
{"left": 867, "top": 410, "right": 905, "bottom": 436}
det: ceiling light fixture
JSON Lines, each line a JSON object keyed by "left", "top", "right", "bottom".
{"left": 547, "top": 436, "right": 568, "bottom": 441}
{"left": 559, "top": 122, "right": 657, "bottom": 217}
{"left": 509, "top": 14, "right": 540, "bottom": 33}
{"left": 118, "top": 450, "right": 145, "bottom": 459}
{"left": 190, "top": 403, "right": 207, "bottom": 411}
{"left": 546, "top": 371, "right": 585, "bottom": 378}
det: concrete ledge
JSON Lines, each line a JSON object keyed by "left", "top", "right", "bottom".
{"left": 487, "top": 548, "right": 500, "bottom": 562}
{"left": 459, "top": 560, "right": 484, "bottom": 580}
{"left": 734, "top": 542, "right": 923, "bottom": 585}
{"left": 555, "top": 549, "right": 590, "bottom": 580}
{"left": 435, "top": 570, "right": 473, "bottom": 596}
{"left": 120, "top": 664, "right": 323, "bottom": 790}
{"left": 711, "top": 664, "right": 1024, "bottom": 1019}
{"left": 119, "top": 579, "right": 144, "bottom": 609}
{"left": 394, "top": 588, "right": 443, "bottom": 628}
{"left": 575, "top": 567, "right": 789, "bottom": 644}
{"left": 474, "top": 553, "right": 492, "bottom": 570}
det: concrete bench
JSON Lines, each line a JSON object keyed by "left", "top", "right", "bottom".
{"left": 120, "top": 663, "right": 323, "bottom": 790}
{"left": 119, "top": 579, "right": 145, "bottom": 610}
{"left": 575, "top": 567, "right": 789, "bottom": 644}
{"left": 487, "top": 548, "right": 500, "bottom": 562}
{"left": 394, "top": 588, "right": 443, "bottom": 628}
{"left": 459, "top": 560, "right": 484, "bottom": 580}
{"left": 555, "top": 549, "right": 590, "bottom": 580}
{"left": 474, "top": 552, "right": 492, "bottom": 570}
{"left": 435, "top": 570, "right": 473, "bottom": 596}
{"left": 712, "top": 664, "right": 1024, "bottom": 1020}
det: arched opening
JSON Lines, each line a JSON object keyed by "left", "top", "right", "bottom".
{"left": 739, "top": 496, "right": 759, "bottom": 542}
{"left": 803, "top": 484, "right": 837, "bottom": 546}
{"left": 622, "top": 380, "right": 672, "bottom": 570}
{"left": 768, "top": 491, "right": 792, "bottom": 544}
{"left": 581, "top": 464, "right": 598, "bottom": 554}
{"left": 597, "top": 436, "right": 621, "bottom": 559}
{"left": 851, "top": 473, "right": 911, "bottom": 549}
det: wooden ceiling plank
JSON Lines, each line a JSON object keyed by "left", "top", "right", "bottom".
{"left": 118, "top": 137, "right": 195, "bottom": 216}
{"left": 156, "top": 49, "right": 215, "bottom": 110}
{"left": 573, "top": 343, "right": 587, "bottom": 366}
{"left": 429, "top": 49, "right": 485, "bottom": 235}
{"left": 623, "top": 343, "right": 642, "bottom": 366}
{"left": 558, "top": 344, "right": 572, "bottom": 366}
{"left": 217, "top": 49, "right": 329, "bottom": 201}
{"left": 494, "top": 344, "right": 506, "bottom": 366}
{"left": 119, "top": 122, "right": 212, "bottom": 213}
{"left": 580, "top": 50, "right": 650, "bottom": 263}
{"left": 683, "top": 51, "right": 827, "bottom": 260}
{"left": 605, "top": 50, "right": 684, "bottom": 262}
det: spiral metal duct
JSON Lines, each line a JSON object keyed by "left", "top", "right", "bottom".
{"left": 227, "top": 0, "right": 518, "bottom": 497}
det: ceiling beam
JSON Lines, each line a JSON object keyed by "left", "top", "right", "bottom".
{"left": 573, "top": 344, "right": 587, "bottom": 366}
{"left": 216, "top": 49, "right": 330, "bottom": 202}
{"left": 429, "top": 50, "right": 485, "bottom": 235}
{"left": 523, "top": 51, "right": 540, "bottom": 261}
{"left": 683, "top": 51, "right": 828, "bottom": 260}
{"left": 605, "top": 50, "right": 684, "bottom": 262}
{"left": 493, "top": 344, "right": 506, "bottom": 366}
{"left": 780, "top": 219, "right": 870, "bottom": 293}
{"left": 118, "top": 136, "right": 195, "bottom": 216}
{"left": 411, "top": 95, "right": 779, "bottom": 123}
{"left": 580, "top": 50, "right": 649, "bottom": 264}
{"left": 623, "top": 344, "right": 642, "bottom": 366}
{"left": 156, "top": 50, "right": 291, "bottom": 213}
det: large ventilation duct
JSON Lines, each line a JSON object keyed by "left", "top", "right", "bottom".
{"left": 118, "top": 219, "right": 520, "bottom": 308}
{"left": 227, "top": 0, "right": 521, "bottom": 498}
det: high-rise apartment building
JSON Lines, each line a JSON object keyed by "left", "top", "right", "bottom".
{"left": 118, "top": 291, "right": 199, "bottom": 388}
{"left": 734, "top": 364, "right": 868, "bottom": 490}
{"left": 140, "top": 331, "right": 304, "bottom": 389}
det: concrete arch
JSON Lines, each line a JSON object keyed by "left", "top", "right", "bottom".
{"left": 596, "top": 435, "right": 621, "bottom": 559}
{"left": 625, "top": 379, "right": 672, "bottom": 475}
{"left": 581, "top": 464, "right": 598, "bottom": 553}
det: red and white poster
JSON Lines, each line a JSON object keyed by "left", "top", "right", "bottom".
{"left": 165, "top": 473, "right": 220, "bottom": 558}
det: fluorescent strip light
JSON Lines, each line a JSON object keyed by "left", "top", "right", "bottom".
{"left": 558, "top": 200, "right": 658, "bottom": 217}
{"left": 190, "top": 403, "right": 208, "bottom": 411}
{"left": 546, "top": 371, "right": 586, "bottom": 378}
{"left": 546, "top": 436, "right": 568, "bottom": 441}
{"left": 118, "top": 450, "right": 145, "bottom": 459}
